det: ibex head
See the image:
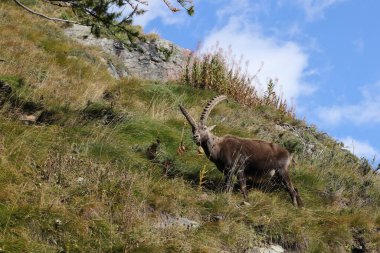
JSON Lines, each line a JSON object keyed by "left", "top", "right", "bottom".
{"left": 179, "top": 95, "right": 227, "bottom": 145}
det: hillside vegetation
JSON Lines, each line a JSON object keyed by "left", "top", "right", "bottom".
{"left": 1, "top": 2, "right": 380, "bottom": 252}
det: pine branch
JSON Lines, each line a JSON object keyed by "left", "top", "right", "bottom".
{"left": 162, "top": 0, "right": 180, "bottom": 12}
{"left": 13, "top": 0, "right": 79, "bottom": 24}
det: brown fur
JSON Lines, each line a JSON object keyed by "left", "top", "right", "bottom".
{"left": 180, "top": 95, "right": 303, "bottom": 207}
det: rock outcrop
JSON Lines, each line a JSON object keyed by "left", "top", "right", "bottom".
{"left": 64, "top": 25, "right": 190, "bottom": 81}
{"left": 155, "top": 213, "right": 200, "bottom": 230}
{"left": 247, "top": 244, "right": 285, "bottom": 253}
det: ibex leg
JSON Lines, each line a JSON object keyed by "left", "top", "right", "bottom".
{"left": 278, "top": 169, "right": 303, "bottom": 207}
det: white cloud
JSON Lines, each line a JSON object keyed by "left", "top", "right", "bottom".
{"left": 295, "top": 0, "right": 346, "bottom": 20}
{"left": 317, "top": 82, "right": 380, "bottom": 125}
{"left": 201, "top": 16, "right": 313, "bottom": 102}
{"left": 340, "top": 136, "right": 380, "bottom": 162}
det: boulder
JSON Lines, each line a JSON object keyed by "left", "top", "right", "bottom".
{"left": 64, "top": 24, "right": 191, "bottom": 81}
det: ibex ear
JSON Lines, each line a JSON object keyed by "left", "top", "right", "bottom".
{"left": 208, "top": 125, "right": 216, "bottom": 131}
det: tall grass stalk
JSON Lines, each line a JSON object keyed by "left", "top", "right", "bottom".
{"left": 181, "top": 47, "right": 295, "bottom": 117}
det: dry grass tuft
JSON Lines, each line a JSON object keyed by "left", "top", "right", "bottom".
{"left": 181, "top": 46, "right": 295, "bottom": 117}
{"left": 1, "top": 2, "right": 380, "bottom": 252}
{"left": 0, "top": 2, "right": 115, "bottom": 109}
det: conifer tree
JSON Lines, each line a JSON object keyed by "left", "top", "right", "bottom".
{"left": 13, "top": 0, "right": 194, "bottom": 39}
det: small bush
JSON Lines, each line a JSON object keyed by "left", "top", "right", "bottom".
{"left": 358, "top": 157, "right": 372, "bottom": 175}
{"left": 181, "top": 47, "right": 294, "bottom": 117}
{"left": 282, "top": 137, "right": 303, "bottom": 154}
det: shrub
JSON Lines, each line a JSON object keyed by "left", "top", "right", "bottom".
{"left": 358, "top": 157, "right": 372, "bottom": 175}
{"left": 181, "top": 47, "right": 294, "bottom": 117}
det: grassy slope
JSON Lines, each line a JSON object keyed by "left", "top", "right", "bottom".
{"left": 1, "top": 2, "right": 380, "bottom": 252}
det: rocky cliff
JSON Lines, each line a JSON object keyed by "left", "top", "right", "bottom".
{"left": 64, "top": 24, "right": 190, "bottom": 81}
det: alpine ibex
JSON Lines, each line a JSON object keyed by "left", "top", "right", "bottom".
{"left": 179, "top": 95, "right": 303, "bottom": 207}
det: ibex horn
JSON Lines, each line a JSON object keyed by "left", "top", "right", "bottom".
{"left": 179, "top": 105, "right": 197, "bottom": 131}
{"left": 200, "top": 95, "right": 227, "bottom": 125}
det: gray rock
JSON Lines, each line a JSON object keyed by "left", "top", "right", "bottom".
{"left": 107, "top": 60, "right": 121, "bottom": 79}
{"left": 76, "top": 177, "right": 85, "bottom": 184}
{"left": 20, "top": 114, "right": 37, "bottom": 125}
{"left": 155, "top": 213, "right": 200, "bottom": 230}
{"left": 54, "top": 218, "right": 63, "bottom": 227}
{"left": 241, "top": 201, "right": 252, "bottom": 206}
{"left": 64, "top": 24, "right": 191, "bottom": 81}
{"left": 247, "top": 244, "right": 285, "bottom": 253}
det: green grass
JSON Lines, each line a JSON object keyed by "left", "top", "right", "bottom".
{"left": 1, "top": 1, "right": 380, "bottom": 252}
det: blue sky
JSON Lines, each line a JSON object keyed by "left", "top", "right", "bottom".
{"left": 132, "top": 0, "right": 380, "bottom": 166}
